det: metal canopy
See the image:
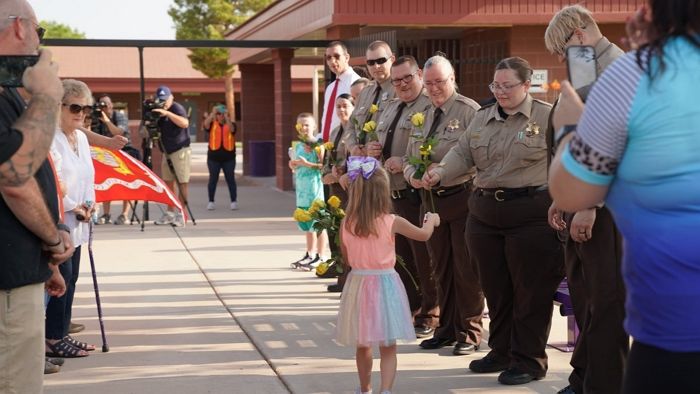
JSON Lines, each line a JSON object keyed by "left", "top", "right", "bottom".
{"left": 42, "top": 38, "right": 329, "bottom": 115}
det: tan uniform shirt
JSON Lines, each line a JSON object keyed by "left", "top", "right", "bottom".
{"left": 322, "top": 123, "right": 351, "bottom": 177}
{"left": 375, "top": 93, "right": 432, "bottom": 191}
{"left": 404, "top": 92, "right": 480, "bottom": 187}
{"left": 345, "top": 79, "right": 396, "bottom": 149}
{"left": 436, "top": 95, "right": 552, "bottom": 189}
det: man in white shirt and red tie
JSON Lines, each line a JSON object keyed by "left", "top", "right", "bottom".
{"left": 320, "top": 41, "right": 360, "bottom": 142}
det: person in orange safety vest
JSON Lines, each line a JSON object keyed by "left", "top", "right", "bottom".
{"left": 204, "top": 104, "right": 238, "bottom": 211}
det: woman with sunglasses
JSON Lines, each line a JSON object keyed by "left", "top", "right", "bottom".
{"left": 45, "top": 79, "right": 97, "bottom": 358}
{"left": 425, "top": 57, "right": 564, "bottom": 386}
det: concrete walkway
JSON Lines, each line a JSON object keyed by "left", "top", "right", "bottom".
{"left": 45, "top": 143, "right": 572, "bottom": 394}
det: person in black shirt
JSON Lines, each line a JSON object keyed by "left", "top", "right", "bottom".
{"left": 0, "top": 0, "right": 74, "bottom": 390}
{"left": 152, "top": 85, "right": 190, "bottom": 226}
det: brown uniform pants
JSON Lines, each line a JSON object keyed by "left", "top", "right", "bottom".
{"left": 425, "top": 187, "right": 484, "bottom": 345}
{"left": 329, "top": 183, "right": 349, "bottom": 286}
{"left": 392, "top": 189, "right": 439, "bottom": 328}
{"left": 565, "top": 207, "right": 628, "bottom": 394}
{"left": 467, "top": 190, "right": 564, "bottom": 377}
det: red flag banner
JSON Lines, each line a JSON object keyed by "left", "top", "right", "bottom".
{"left": 90, "top": 147, "right": 184, "bottom": 217}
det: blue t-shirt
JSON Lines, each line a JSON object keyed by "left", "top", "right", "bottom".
{"left": 158, "top": 101, "right": 190, "bottom": 154}
{"left": 562, "top": 37, "right": 700, "bottom": 351}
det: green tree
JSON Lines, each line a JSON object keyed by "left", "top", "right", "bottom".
{"left": 40, "top": 20, "right": 86, "bottom": 39}
{"left": 168, "top": 0, "right": 274, "bottom": 118}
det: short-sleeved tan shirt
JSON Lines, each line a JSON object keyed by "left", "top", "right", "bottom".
{"left": 436, "top": 95, "right": 553, "bottom": 189}
{"left": 403, "top": 92, "right": 480, "bottom": 187}
{"left": 345, "top": 79, "right": 396, "bottom": 149}
{"left": 322, "top": 124, "right": 351, "bottom": 177}
{"left": 375, "top": 94, "right": 432, "bottom": 191}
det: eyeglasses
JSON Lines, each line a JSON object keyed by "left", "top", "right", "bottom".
{"left": 390, "top": 71, "right": 417, "bottom": 86}
{"left": 488, "top": 81, "right": 524, "bottom": 93}
{"left": 366, "top": 57, "right": 388, "bottom": 67}
{"left": 7, "top": 16, "right": 45, "bottom": 41}
{"left": 63, "top": 103, "right": 92, "bottom": 115}
{"left": 325, "top": 53, "right": 342, "bottom": 61}
{"left": 424, "top": 79, "right": 449, "bottom": 89}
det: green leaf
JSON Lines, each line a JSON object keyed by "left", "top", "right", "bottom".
{"left": 168, "top": 0, "right": 274, "bottom": 79}
{"left": 40, "top": 21, "right": 85, "bottom": 39}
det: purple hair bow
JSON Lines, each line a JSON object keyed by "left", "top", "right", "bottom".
{"left": 347, "top": 156, "right": 380, "bottom": 181}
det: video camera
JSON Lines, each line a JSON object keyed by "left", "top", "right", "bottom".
{"left": 142, "top": 98, "right": 166, "bottom": 139}
{"left": 89, "top": 101, "right": 109, "bottom": 130}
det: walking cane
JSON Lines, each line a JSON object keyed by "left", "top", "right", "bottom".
{"left": 88, "top": 221, "right": 110, "bottom": 352}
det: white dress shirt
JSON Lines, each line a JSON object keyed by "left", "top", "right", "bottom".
{"left": 319, "top": 67, "right": 360, "bottom": 139}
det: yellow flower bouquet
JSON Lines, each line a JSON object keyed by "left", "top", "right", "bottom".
{"left": 292, "top": 197, "right": 347, "bottom": 277}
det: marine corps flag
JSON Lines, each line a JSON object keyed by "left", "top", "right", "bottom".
{"left": 90, "top": 147, "right": 184, "bottom": 217}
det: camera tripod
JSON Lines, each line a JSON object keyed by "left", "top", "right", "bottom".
{"left": 139, "top": 130, "right": 196, "bottom": 230}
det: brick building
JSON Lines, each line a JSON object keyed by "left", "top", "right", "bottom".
{"left": 49, "top": 45, "right": 316, "bottom": 176}
{"left": 228, "top": 0, "right": 643, "bottom": 190}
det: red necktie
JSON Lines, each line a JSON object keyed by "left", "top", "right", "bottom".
{"left": 322, "top": 80, "right": 339, "bottom": 141}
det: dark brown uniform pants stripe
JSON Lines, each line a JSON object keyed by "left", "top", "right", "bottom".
{"left": 392, "top": 191, "right": 439, "bottom": 328}
{"left": 565, "top": 207, "right": 628, "bottom": 394}
{"left": 467, "top": 190, "right": 564, "bottom": 377}
{"left": 425, "top": 188, "right": 484, "bottom": 344}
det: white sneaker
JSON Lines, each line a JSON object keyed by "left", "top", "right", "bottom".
{"left": 207, "top": 202, "right": 215, "bottom": 210}
{"left": 230, "top": 201, "right": 238, "bottom": 210}
{"left": 154, "top": 212, "right": 174, "bottom": 225}
{"left": 173, "top": 213, "right": 185, "bottom": 227}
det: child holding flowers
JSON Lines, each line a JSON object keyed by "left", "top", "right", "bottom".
{"left": 336, "top": 156, "right": 440, "bottom": 394}
{"left": 289, "top": 113, "right": 328, "bottom": 270}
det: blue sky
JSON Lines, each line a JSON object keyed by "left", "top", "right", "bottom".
{"left": 28, "top": 0, "right": 177, "bottom": 39}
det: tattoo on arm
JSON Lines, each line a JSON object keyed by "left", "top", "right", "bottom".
{"left": 0, "top": 94, "right": 59, "bottom": 186}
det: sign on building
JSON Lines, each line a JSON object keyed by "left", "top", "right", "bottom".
{"left": 530, "top": 69, "right": 549, "bottom": 93}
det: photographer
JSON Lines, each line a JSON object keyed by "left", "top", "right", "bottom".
{"left": 152, "top": 85, "right": 190, "bottom": 227}
{"left": 203, "top": 104, "right": 238, "bottom": 211}
{"left": 91, "top": 93, "right": 139, "bottom": 225}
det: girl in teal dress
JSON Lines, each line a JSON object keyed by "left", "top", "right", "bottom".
{"left": 289, "top": 113, "right": 328, "bottom": 270}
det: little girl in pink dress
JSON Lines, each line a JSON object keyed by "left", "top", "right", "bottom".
{"left": 335, "top": 157, "right": 440, "bottom": 394}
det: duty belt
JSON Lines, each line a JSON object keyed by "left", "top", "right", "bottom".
{"left": 476, "top": 185, "right": 548, "bottom": 202}
{"left": 391, "top": 189, "right": 407, "bottom": 200}
{"left": 432, "top": 181, "right": 471, "bottom": 198}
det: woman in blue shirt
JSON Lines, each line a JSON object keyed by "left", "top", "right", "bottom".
{"left": 549, "top": 1, "right": 700, "bottom": 392}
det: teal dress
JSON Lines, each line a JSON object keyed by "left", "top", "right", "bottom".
{"left": 294, "top": 142, "right": 323, "bottom": 232}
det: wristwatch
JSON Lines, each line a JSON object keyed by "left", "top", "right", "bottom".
{"left": 554, "top": 124, "right": 577, "bottom": 147}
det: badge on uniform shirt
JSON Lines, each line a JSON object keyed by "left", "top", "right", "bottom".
{"left": 381, "top": 92, "right": 389, "bottom": 101}
{"left": 525, "top": 122, "right": 541, "bottom": 137}
{"left": 447, "top": 119, "right": 460, "bottom": 132}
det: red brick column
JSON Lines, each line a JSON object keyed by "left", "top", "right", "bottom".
{"left": 272, "top": 48, "right": 295, "bottom": 191}
{"left": 239, "top": 63, "right": 275, "bottom": 176}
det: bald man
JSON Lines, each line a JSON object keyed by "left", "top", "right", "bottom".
{"left": 0, "top": 1, "right": 74, "bottom": 391}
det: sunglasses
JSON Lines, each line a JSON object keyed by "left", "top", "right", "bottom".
{"left": 7, "top": 16, "right": 45, "bottom": 41}
{"left": 366, "top": 57, "right": 389, "bottom": 66}
{"left": 63, "top": 103, "right": 92, "bottom": 115}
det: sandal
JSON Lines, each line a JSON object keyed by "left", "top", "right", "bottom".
{"left": 45, "top": 339, "right": 89, "bottom": 358}
{"left": 63, "top": 335, "right": 96, "bottom": 351}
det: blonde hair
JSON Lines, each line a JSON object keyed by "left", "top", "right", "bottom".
{"left": 545, "top": 5, "right": 600, "bottom": 55}
{"left": 343, "top": 166, "right": 392, "bottom": 237}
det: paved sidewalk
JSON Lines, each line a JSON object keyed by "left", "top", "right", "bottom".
{"left": 45, "top": 143, "right": 573, "bottom": 393}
